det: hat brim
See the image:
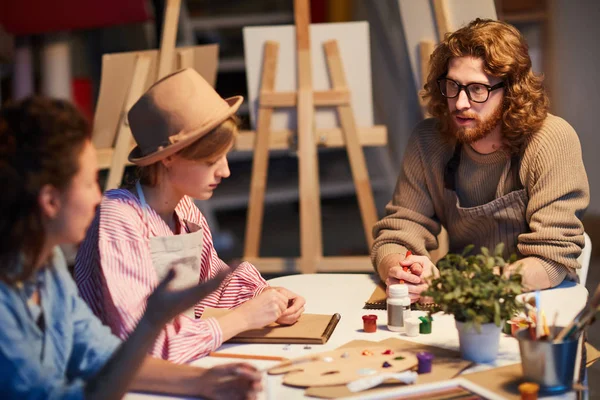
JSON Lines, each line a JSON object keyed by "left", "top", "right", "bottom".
{"left": 128, "top": 95, "right": 243, "bottom": 167}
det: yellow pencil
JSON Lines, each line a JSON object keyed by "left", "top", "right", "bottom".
{"left": 208, "top": 352, "right": 289, "bottom": 362}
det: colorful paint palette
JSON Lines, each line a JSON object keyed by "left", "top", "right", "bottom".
{"left": 267, "top": 346, "right": 418, "bottom": 387}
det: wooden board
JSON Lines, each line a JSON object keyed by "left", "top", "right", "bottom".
{"left": 268, "top": 346, "right": 418, "bottom": 387}
{"left": 92, "top": 44, "right": 218, "bottom": 150}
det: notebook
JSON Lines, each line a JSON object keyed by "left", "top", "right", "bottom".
{"left": 201, "top": 307, "right": 341, "bottom": 344}
{"left": 364, "top": 281, "right": 438, "bottom": 311}
{"left": 364, "top": 281, "right": 388, "bottom": 309}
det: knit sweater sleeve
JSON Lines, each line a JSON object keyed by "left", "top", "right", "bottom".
{"left": 518, "top": 115, "right": 590, "bottom": 287}
{"left": 371, "top": 123, "right": 443, "bottom": 277}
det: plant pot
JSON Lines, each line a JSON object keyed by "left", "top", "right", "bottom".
{"left": 455, "top": 320, "right": 502, "bottom": 363}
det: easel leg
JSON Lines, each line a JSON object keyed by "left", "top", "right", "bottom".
{"left": 244, "top": 41, "right": 279, "bottom": 259}
{"left": 296, "top": 0, "right": 322, "bottom": 273}
{"left": 177, "top": 48, "right": 194, "bottom": 69}
{"left": 156, "top": 0, "right": 181, "bottom": 80}
{"left": 324, "top": 40, "right": 378, "bottom": 249}
{"left": 419, "top": 40, "right": 435, "bottom": 118}
{"left": 104, "top": 55, "right": 151, "bottom": 191}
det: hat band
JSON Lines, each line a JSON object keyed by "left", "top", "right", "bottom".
{"left": 139, "top": 129, "right": 193, "bottom": 157}
{"left": 141, "top": 140, "right": 171, "bottom": 156}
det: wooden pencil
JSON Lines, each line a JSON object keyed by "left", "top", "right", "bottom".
{"left": 208, "top": 352, "right": 289, "bottom": 362}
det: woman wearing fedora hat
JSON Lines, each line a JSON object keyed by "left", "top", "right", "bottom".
{"left": 0, "top": 96, "right": 262, "bottom": 399}
{"left": 75, "top": 68, "right": 306, "bottom": 363}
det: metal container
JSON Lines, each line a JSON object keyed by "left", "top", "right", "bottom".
{"left": 516, "top": 327, "right": 580, "bottom": 394}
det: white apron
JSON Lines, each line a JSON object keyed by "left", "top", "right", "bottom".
{"left": 136, "top": 181, "right": 204, "bottom": 318}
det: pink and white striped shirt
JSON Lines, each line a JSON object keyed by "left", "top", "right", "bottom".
{"left": 74, "top": 189, "right": 268, "bottom": 364}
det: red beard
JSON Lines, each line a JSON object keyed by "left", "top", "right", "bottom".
{"left": 449, "top": 103, "right": 503, "bottom": 144}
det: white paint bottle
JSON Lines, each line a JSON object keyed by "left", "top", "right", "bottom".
{"left": 387, "top": 284, "right": 411, "bottom": 332}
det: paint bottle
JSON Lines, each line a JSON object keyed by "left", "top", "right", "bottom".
{"left": 387, "top": 284, "right": 411, "bottom": 332}
{"left": 416, "top": 351, "right": 434, "bottom": 373}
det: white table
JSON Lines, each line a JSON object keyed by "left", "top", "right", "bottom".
{"left": 126, "top": 274, "right": 589, "bottom": 400}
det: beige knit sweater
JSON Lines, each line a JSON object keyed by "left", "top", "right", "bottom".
{"left": 372, "top": 114, "right": 590, "bottom": 287}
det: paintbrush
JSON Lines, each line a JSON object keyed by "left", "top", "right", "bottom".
{"left": 549, "top": 311, "right": 559, "bottom": 341}
{"left": 208, "top": 352, "right": 289, "bottom": 362}
{"left": 270, "top": 355, "right": 325, "bottom": 369}
{"left": 535, "top": 290, "right": 543, "bottom": 340}
{"left": 555, "top": 282, "right": 600, "bottom": 342}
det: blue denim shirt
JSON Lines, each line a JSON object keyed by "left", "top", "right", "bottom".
{"left": 0, "top": 248, "right": 121, "bottom": 399}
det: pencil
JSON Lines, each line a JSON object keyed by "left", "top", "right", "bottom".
{"left": 208, "top": 352, "right": 289, "bottom": 362}
{"left": 400, "top": 250, "right": 412, "bottom": 284}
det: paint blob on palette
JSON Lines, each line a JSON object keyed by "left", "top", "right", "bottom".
{"left": 267, "top": 346, "right": 418, "bottom": 387}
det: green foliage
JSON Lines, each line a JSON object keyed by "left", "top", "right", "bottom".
{"left": 421, "top": 243, "right": 525, "bottom": 331}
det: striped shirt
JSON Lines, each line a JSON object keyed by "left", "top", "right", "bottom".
{"left": 74, "top": 189, "right": 268, "bottom": 364}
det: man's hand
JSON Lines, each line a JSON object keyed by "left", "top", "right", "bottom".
{"left": 269, "top": 287, "right": 306, "bottom": 325}
{"left": 382, "top": 253, "right": 438, "bottom": 303}
{"left": 502, "top": 259, "right": 551, "bottom": 291}
{"left": 198, "top": 363, "right": 262, "bottom": 400}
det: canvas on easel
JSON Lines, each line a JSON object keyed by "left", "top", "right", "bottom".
{"left": 93, "top": 0, "right": 219, "bottom": 191}
{"left": 398, "top": 0, "right": 498, "bottom": 99}
{"left": 240, "top": 0, "right": 388, "bottom": 274}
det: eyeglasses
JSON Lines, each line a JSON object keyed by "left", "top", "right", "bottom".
{"left": 437, "top": 77, "right": 505, "bottom": 103}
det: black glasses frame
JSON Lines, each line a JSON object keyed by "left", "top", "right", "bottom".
{"left": 437, "top": 77, "right": 505, "bottom": 103}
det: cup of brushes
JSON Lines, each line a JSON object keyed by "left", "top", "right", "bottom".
{"left": 515, "top": 282, "right": 600, "bottom": 394}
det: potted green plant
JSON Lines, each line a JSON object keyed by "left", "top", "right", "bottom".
{"left": 422, "top": 243, "right": 524, "bottom": 363}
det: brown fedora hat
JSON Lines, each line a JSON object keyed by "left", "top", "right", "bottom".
{"left": 127, "top": 68, "right": 243, "bottom": 166}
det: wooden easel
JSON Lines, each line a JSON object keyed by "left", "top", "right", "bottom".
{"left": 242, "top": 0, "right": 387, "bottom": 274}
{"left": 417, "top": 0, "right": 450, "bottom": 117}
{"left": 94, "top": 0, "right": 218, "bottom": 190}
{"left": 416, "top": 0, "right": 453, "bottom": 261}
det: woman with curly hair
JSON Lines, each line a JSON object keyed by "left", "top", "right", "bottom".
{"left": 0, "top": 96, "right": 261, "bottom": 399}
{"left": 372, "top": 18, "right": 589, "bottom": 299}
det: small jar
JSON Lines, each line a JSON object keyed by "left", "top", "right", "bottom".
{"left": 419, "top": 315, "right": 433, "bottom": 334}
{"left": 416, "top": 351, "right": 434, "bottom": 373}
{"left": 362, "top": 314, "right": 378, "bottom": 333}
{"left": 404, "top": 317, "right": 421, "bottom": 337}
{"left": 387, "top": 284, "right": 411, "bottom": 332}
{"left": 518, "top": 382, "right": 539, "bottom": 400}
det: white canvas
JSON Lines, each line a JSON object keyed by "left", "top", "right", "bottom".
{"left": 398, "top": 0, "right": 497, "bottom": 91}
{"left": 243, "top": 21, "right": 374, "bottom": 131}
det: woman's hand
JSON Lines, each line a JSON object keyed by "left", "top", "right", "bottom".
{"left": 268, "top": 287, "right": 306, "bottom": 325}
{"left": 231, "top": 289, "right": 289, "bottom": 330}
{"left": 197, "top": 363, "right": 262, "bottom": 400}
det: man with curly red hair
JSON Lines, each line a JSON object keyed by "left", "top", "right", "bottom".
{"left": 372, "top": 19, "right": 589, "bottom": 300}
